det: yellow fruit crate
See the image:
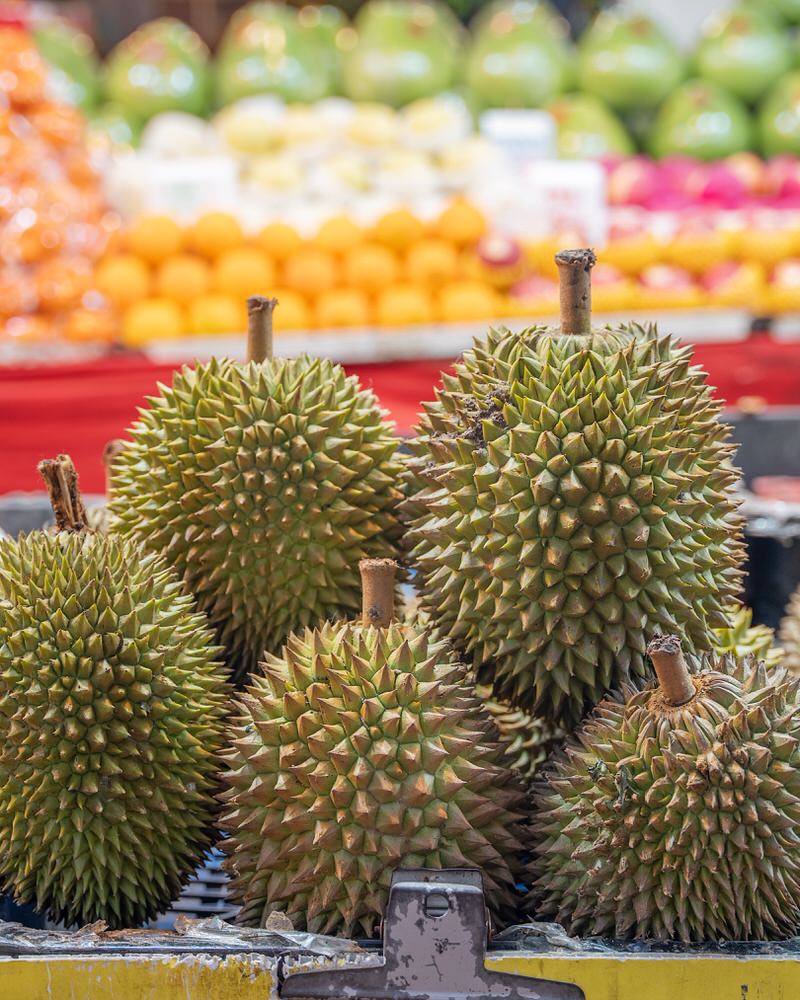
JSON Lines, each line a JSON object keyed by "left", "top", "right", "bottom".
{"left": 2, "top": 870, "right": 798, "bottom": 1000}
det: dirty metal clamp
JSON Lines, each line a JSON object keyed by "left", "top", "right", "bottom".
{"left": 280, "top": 870, "right": 584, "bottom": 1000}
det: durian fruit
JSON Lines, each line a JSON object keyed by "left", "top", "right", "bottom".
{"left": 110, "top": 297, "right": 404, "bottom": 681}
{"left": 221, "top": 557, "right": 528, "bottom": 935}
{"left": 0, "top": 455, "right": 229, "bottom": 928}
{"left": 531, "top": 634, "right": 800, "bottom": 942}
{"left": 714, "top": 603, "right": 782, "bottom": 668}
{"left": 404, "top": 249, "right": 744, "bottom": 724}
{"left": 779, "top": 585, "right": 800, "bottom": 674}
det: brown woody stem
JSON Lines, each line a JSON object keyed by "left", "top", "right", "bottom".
{"left": 247, "top": 296, "right": 278, "bottom": 363}
{"left": 647, "top": 634, "right": 695, "bottom": 707}
{"left": 555, "top": 248, "right": 596, "bottom": 335}
{"left": 102, "top": 439, "right": 125, "bottom": 497}
{"left": 38, "top": 455, "right": 89, "bottom": 532}
{"left": 360, "top": 558, "right": 397, "bottom": 628}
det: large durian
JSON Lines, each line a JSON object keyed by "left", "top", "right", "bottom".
{"left": 531, "top": 634, "right": 800, "bottom": 942}
{"left": 0, "top": 455, "right": 229, "bottom": 928}
{"left": 714, "top": 604, "right": 782, "bottom": 668}
{"left": 404, "top": 250, "right": 744, "bottom": 724}
{"left": 779, "top": 585, "right": 800, "bottom": 673}
{"left": 221, "top": 558, "right": 528, "bottom": 935}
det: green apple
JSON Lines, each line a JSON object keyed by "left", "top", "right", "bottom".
{"left": 649, "top": 79, "right": 753, "bottom": 160}
{"left": 466, "top": 0, "right": 572, "bottom": 109}
{"left": 297, "top": 4, "right": 349, "bottom": 93}
{"left": 105, "top": 18, "right": 210, "bottom": 120}
{"left": 549, "top": 93, "right": 635, "bottom": 158}
{"left": 695, "top": 6, "right": 791, "bottom": 103}
{"left": 215, "top": 2, "right": 333, "bottom": 105}
{"left": 342, "top": 1, "right": 463, "bottom": 107}
{"left": 578, "top": 10, "right": 684, "bottom": 111}
{"left": 759, "top": 71, "right": 800, "bottom": 155}
{"left": 34, "top": 17, "right": 102, "bottom": 112}
{"left": 87, "top": 102, "right": 143, "bottom": 147}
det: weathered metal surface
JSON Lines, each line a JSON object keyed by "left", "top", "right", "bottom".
{"left": 281, "top": 870, "right": 583, "bottom": 1000}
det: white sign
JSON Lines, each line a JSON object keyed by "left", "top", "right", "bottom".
{"left": 479, "top": 109, "right": 557, "bottom": 162}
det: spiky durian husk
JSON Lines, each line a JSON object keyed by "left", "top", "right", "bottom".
{"left": 403, "top": 324, "right": 744, "bottom": 725}
{"left": 109, "top": 356, "right": 404, "bottom": 681}
{"left": 0, "top": 531, "right": 229, "bottom": 928}
{"left": 474, "top": 680, "right": 565, "bottom": 781}
{"left": 779, "top": 586, "right": 800, "bottom": 674}
{"left": 530, "top": 652, "right": 800, "bottom": 942}
{"left": 714, "top": 604, "right": 782, "bottom": 668}
{"left": 221, "top": 621, "right": 528, "bottom": 936}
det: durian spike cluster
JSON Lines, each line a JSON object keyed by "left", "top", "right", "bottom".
{"left": 531, "top": 634, "right": 800, "bottom": 942}
{"left": 109, "top": 297, "right": 404, "bottom": 682}
{"left": 779, "top": 585, "right": 800, "bottom": 674}
{"left": 0, "top": 455, "right": 229, "bottom": 928}
{"left": 221, "top": 558, "right": 528, "bottom": 936}
{"left": 403, "top": 249, "right": 744, "bottom": 725}
{"left": 714, "top": 604, "right": 783, "bottom": 669}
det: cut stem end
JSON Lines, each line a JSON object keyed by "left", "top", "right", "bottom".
{"left": 647, "top": 634, "right": 695, "bottom": 707}
{"left": 359, "top": 558, "right": 397, "bottom": 628}
{"left": 38, "top": 455, "right": 89, "bottom": 532}
{"left": 555, "top": 248, "right": 596, "bottom": 335}
{"left": 247, "top": 296, "right": 278, "bottom": 364}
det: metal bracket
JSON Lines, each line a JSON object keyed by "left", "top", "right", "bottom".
{"left": 280, "top": 869, "right": 584, "bottom": 1000}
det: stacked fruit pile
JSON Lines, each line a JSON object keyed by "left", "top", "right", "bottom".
{"left": 4, "top": 258, "right": 800, "bottom": 943}
{"left": 0, "top": 28, "right": 119, "bottom": 346}
{"left": 35, "top": 1, "right": 800, "bottom": 161}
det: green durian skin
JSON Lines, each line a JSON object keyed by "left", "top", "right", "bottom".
{"left": 714, "top": 604, "right": 783, "bottom": 669}
{"left": 530, "top": 652, "right": 800, "bottom": 942}
{"left": 403, "top": 324, "right": 745, "bottom": 726}
{"left": 0, "top": 530, "right": 229, "bottom": 929}
{"left": 109, "top": 355, "right": 404, "bottom": 682}
{"left": 779, "top": 586, "right": 800, "bottom": 675}
{"left": 221, "top": 620, "right": 528, "bottom": 937}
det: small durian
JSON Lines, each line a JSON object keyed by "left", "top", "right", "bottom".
{"left": 404, "top": 249, "right": 744, "bottom": 724}
{"left": 110, "top": 298, "right": 404, "bottom": 681}
{"left": 221, "top": 558, "right": 528, "bottom": 936}
{"left": 86, "top": 439, "right": 126, "bottom": 533}
{"left": 714, "top": 603, "right": 782, "bottom": 668}
{"left": 0, "top": 455, "right": 229, "bottom": 928}
{"left": 531, "top": 634, "right": 800, "bottom": 942}
{"left": 779, "top": 585, "right": 800, "bottom": 674}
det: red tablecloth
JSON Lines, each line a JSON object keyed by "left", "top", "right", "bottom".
{"left": 3, "top": 336, "right": 800, "bottom": 495}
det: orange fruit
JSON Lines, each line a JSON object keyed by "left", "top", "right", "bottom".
{"left": 95, "top": 254, "right": 152, "bottom": 309}
{"left": 188, "top": 293, "right": 246, "bottom": 335}
{"left": 187, "top": 212, "right": 243, "bottom": 259}
{"left": 122, "top": 298, "right": 184, "bottom": 346}
{"left": 255, "top": 222, "right": 303, "bottom": 261}
{"left": 64, "top": 307, "right": 117, "bottom": 343}
{"left": 373, "top": 209, "right": 425, "bottom": 252}
{"left": 213, "top": 246, "right": 275, "bottom": 300}
{"left": 314, "top": 216, "right": 363, "bottom": 255}
{"left": 17, "top": 220, "right": 63, "bottom": 264}
{"left": 438, "top": 280, "right": 498, "bottom": 322}
{"left": 405, "top": 238, "right": 459, "bottom": 289}
{"left": 3, "top": 315, "right": 50, "bottom": 343}
{"left": 36, "top": 257, "right": 93, "bottom": 312}
{"left": 155, "top": 254, "right": 211, "bottom": 305}
{"left": 342, "top": 243, "right": 398, "bottom": 294}
{"left": 283, "top": 248, "right": 338, "bottom": 297}
{"left": 434, "top": 199, "right": 487, "bottom": 248}
{"left": 29, "top": 103, "right": 84, "bottom": 147}
{"left": 315, "top": 288, "right": 370, "bottom": 328}
{"left": 376, "top": 284, "right": 433, "bottom": 326}
{"left": 126, "top": 215, "right": 183, "bottom": 265}
{"left": 271, "top": 288, "right": 310, "bottom": 330}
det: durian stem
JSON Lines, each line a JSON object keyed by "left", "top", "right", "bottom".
{"left": 555, "top": 248, "right": 596, "bottom": 335}
{"left": 360, "top": 558, "right": 397, "bottom": 628}
{"left": 647, "top": 634, "right": 695, "bottom": 707}
{"left": 38, "top": 455, "right": 89, "bottom": 532}
{"left": 102, "top": 439, "right": 125, "bottom": 497}
{"left": 247, "top": 296, "right": 278, "bottom": 363}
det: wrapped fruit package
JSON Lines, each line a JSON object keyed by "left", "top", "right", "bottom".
{"left": 404, "top": 249, "right": 744, "bottom": 727}
{"left": 0, "top": 27, "right": 118, "bottom": 346}
{"left": 221, "top": 558, "right": 528, "bottom": 934}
